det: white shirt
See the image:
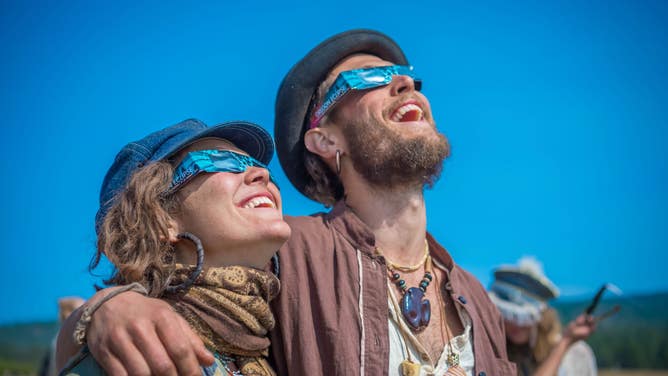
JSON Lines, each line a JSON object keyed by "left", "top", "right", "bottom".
{"left": 386, "top": 275, "right": 475, "bottom": 376}
{"left": 558, "top": 340, "right": 598, "bottom": 376}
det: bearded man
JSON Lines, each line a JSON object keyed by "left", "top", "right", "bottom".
{"left": 55, "top": 30, "right": 515, "bottom": 376}
{"left": 269, "top": 29, "right": 514, "bottom": 376}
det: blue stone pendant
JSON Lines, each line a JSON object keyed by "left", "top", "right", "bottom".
{"left": 400, "top": 287, "right": 431, "bottom": 331}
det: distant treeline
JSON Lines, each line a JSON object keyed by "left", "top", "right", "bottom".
{"left": 554, "top": 292, "right": 668, "bottom": 369}
{"left": 0, "top": 321, "right": 57, "bottom": 374}
{"left": 1, "top": 292, "right": 667, "bottom": 373}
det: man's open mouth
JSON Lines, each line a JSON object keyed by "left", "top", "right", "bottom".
{"left": 390, "top": 102, "right": 425, "bottom": 122}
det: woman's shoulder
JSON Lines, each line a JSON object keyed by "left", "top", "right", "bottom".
{"left": 558, "top": 340, "right": 598, "bottom": 376}
{"left": 59, "top": 347, "right": 106, "bottom": 376}
{"left": 60, "top": 348, "right": 233, "bottom": 376}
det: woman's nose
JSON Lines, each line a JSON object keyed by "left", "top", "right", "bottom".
{"left": 244, "top": 166, "right": 270, "bottom": 185}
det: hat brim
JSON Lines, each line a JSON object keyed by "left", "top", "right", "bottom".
{"left": 156, "top": 120, "right": 274, "bottom": 165}
{"left": 488, "top": 291, "right": 544, "bottom": 326}
{"left": 494, "top": 269, "right": 559, "bottom": 301}
{"left": 274, "top": 29, "right": 408, "bottom": 201}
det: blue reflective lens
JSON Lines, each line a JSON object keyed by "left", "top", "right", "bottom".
{"left": 310, "top": 65, "right": 421, "bottom": 127}
{"left": 168, "top": 149, "right": 276, "bottom": 193}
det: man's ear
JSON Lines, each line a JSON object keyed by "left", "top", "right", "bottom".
{"left": 304, "top": 127, "right": 342, "bottom": 159}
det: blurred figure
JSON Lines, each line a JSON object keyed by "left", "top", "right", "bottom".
{"left": 39, "top": 297, "right": 85, "bottom": 376}
{"left": 58, "top": 297, "right": 86, "bottom": 323}
{"left": 488, "top": 257, "right": 597, "bottom": 376}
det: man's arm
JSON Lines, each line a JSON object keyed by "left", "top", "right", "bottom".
{"left": 56, "top": 287, "right": 214, "bottom": 376}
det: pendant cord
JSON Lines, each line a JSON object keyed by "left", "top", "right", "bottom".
{"left": 435, "top": 271, "right": 461, "bottom": 369}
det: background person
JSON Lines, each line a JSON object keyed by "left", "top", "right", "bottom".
{"left": 57, "top": 119, "right": 291, "bottom": 375}
{"left": 39, "top": 297, "right": 85, "bottom": 376}
{"left": 488, "top": 257, "right": 597, "bottom": 376}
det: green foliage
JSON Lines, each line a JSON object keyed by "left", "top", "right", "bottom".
{"left": 0, "top": 321, "right": 57, "bottom": 373}
{"left": 553, "top": 292, "right": 668, "bottom": 369}
{"left": 0, "top": 357, "right": 37, "bottom": 375}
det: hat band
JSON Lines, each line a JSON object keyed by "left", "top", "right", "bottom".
{"left": 488, "top": 281, "right": 547, "bottom": 326}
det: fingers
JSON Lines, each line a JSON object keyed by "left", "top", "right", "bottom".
{"left": 90, "top": 325, "right": 148, "bottom": 376}
{"left": 195, "top": 339, "right": 216, "bottom": 367}
{"left": 565, "top": 313, "right": 597, "bottom": 342}
{"left": 154, "top": 311, "right": 208, "bottom": 376}
{"left": 80, "top": 287, "right": 213, "bottom": 376}
{"left": 86, "top": 291, "right": 180, "bottom": 375}
{"left": 131, "top": 316, "right": 180, "bottom": 376}
{"left": 90, "top": 348, "right": 129, "bottom": 376}
{"left": 179, "top": 316, "right": 215, "bottom": 367}
{"left": 575, "top": 313, "right": 596, "bottom": 329}
{"left": 574, "top": 313, "right": 588, "bottom": 325}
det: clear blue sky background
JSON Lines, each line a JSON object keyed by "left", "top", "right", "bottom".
{"left": 1, "top": 1, "right": 666, "bottom": 324}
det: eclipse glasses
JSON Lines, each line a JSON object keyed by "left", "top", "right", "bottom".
{"left": 309, "top": 65, "right": 421, "bottom": 128}
{"left": 168, "top": 149, "right": 275, "bottom": 193}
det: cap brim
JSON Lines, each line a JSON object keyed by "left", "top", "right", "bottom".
{"left": 158, "top": 121, "right": 274, "bottom": 165}
{"left": 274, "top": 29, "right": 408, "bottom": 201}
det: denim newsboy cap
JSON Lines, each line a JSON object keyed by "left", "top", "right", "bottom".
{"left": 95, "top": 118, "right": 274, "bottom": 232}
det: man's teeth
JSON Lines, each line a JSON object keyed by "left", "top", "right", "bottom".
{"left": 391, "top": 103, "right": 424, "bottom": 122}
{"left": 244, "top": 196, "right": 276, "bottom": 209}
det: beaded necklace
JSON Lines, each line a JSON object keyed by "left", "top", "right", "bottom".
{"left": 377, "top": 240, "right": 433, "bottom": 332}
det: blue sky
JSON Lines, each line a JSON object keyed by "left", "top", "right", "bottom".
{"left": 1, "top": 1, "right": 666, "bottom": 324}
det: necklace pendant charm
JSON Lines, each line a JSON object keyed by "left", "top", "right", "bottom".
{"left": 447, "top": 351, "right": 460, "bottom": 367}
{"left": 400, "top": 287, "right": 431, "bottom": 331}
{"left": 400, "top": 360, "right": 421, "bottom": 376}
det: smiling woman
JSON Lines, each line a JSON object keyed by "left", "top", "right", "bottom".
{"left": 58, "top": 118, "right": 290, "bottom": 375}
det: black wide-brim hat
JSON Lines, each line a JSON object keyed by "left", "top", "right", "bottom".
{"left": 274, "top": 29, "right": 408, "bottom": 201}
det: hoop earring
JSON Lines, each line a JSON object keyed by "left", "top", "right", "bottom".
{"left": 165, "top": 232, "right": 205, "bottom": 294}
{"left": 335, "top": 149, "right": 341, "bottom": 175}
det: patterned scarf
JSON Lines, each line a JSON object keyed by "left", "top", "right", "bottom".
{"left": 163, "top": 264, "right": 280, "bottom": 376}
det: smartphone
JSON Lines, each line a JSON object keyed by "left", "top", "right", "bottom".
{"left": 584, "top": 285, "right": 607, "bottom": 315}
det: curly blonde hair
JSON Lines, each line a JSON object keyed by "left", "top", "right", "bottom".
{"left": 90, "top": 161, "right": 180, "bottom": 297}
{"left": 534, "top": 307, "right": 563, "bottom": 363}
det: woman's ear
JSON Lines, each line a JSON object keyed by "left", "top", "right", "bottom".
{"left": 304, "top": 127, "right": 344, "bottom": 159}
{"left": 164, "top": 217, "right": 181, "bottom": 244}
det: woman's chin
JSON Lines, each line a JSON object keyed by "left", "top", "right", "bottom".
{"left": 262, "top": 220, "right": 292, "bottom": 244}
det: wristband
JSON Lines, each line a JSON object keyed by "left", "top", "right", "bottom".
{"left": 73, "top": 282, "right": 148, "bottom": 345}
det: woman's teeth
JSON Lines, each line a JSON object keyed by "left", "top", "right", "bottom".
{"left": 244, "top": 196, "right": 276, "bottom": 209}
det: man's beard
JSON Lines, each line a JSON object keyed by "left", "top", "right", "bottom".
{"left": 341, "top": 117, "right": 450, "bottom": 189}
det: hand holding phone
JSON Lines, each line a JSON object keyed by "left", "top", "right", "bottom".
{"left": 584, "top": 283, "right": 622, "bottom": 322}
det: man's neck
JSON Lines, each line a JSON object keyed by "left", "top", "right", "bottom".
{"left": 344, "top": 177, "right": 428, "bottom": 266}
